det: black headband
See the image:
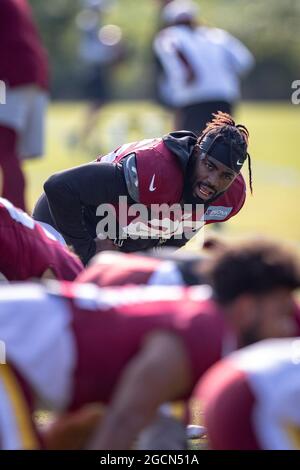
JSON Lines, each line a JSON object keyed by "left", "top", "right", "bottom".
{"left": 199, "top": 134, "right": 247, "bottom": 173}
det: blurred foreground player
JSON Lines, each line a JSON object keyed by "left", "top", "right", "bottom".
{"left": 195, "top": 337, "right": 300, "bottom": 450}
{"left": 0, "top": 239, "right": 299, "bottom": 449}
{"left": 76, "top": 249, "right": 209, "bottom": 287}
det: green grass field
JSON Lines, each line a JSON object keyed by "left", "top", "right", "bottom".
{"left": 24, "top": 101, "right": 300, "bottom": 246}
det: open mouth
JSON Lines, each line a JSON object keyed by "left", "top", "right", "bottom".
{"left": 195, "top": 183, "right": 216, "bottom": 200}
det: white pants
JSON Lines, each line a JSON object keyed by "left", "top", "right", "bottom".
{"left": 0, "top": 85, "right": 48, "bottom": 159}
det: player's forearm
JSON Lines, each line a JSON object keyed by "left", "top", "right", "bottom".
{"left": 86, "top": 362, "right": 160, "bottom": 449}
{"left": 87, "top": 333, "right": 191, "bottom": 450}
{"left": 88, "top": 406, "right": 152, "bottom": 450}
{"left": 44, "top": 175, "right": 95, "bottom": 264}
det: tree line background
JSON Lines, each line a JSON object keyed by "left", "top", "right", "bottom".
{"left": 30, "top": 0, "right": 300, "bottom": 101}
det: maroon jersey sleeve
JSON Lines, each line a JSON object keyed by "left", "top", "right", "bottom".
{"left": 195, "top": 359, "right": 259, "bottom": 450}
{"left": 0, "top": 199, "right": 83, "bottom": 281}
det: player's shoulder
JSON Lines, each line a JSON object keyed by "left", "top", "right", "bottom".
{"left": 76, "top": 252, "right": 162, "bottom": 287}
{"left": 0, "top": 197, "right": 35, "bottom": 229}
{"left": 220, "top": 174, "right": 246, "bottom": 210}
{"left": 0, "top": 197, "right": 15, "bottom": 215}
{"left": 0, "top": 198, "right": 10, "bottom": 218}
{"left": 56, "top": 281, "right": 197, "bottom": 312}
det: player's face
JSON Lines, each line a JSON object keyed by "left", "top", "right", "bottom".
{"left": 191, "top": 154, "right": 238, "bottom": 202}
{"left": 243, "top": 289, "right": 297, "bottom": 345}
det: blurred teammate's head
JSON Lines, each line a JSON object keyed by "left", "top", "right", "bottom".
{"left": 185, "top": 112, "right": 251, "bottom": 204}
{"left": 161, "top": 0, "right": 199, "bottom": 27}
{"left": 203, "top": 239, "right": 300, "bottom": 344}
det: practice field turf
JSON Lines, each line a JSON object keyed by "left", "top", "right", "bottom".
{"left": 24, "top": 101, "right": 300, "bottom": 247}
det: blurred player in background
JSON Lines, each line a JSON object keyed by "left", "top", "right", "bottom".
{"left": 0, "top": 0, "right": 49, "bottom": 211}
{"left": 74, "top": 0, "right": 126, "bottom": 149}
{"left": 153, "top": 0, "right": 254, "bottom": 135}
{"left": 195, "top": 337, "right": 300, "bottom": 449}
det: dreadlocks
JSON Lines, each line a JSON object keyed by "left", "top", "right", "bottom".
{"left": 198, "top": 112, "right": 253, "bottom": 194}
{"left": 203, "top": 238, "right": 300, "bottom": 305}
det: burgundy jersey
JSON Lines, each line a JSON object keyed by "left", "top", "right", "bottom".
{"left": 76, "top": 252, "right": 184, "bottom": 287}
{"left": 195, "top": 338, "right": 300, "bottom": 450}
{"left": 0, "top": 0, "right": 49, "bottom": 89}
{"left": 0, "top": 198, "right": 83, "bottom": 281}
{"left": 194, "top": 356, "right": 259, "bottom": 450}
{"left": 99, "top": 136, "right": 246, "bottom": 235}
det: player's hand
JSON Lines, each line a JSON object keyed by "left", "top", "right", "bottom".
{"left": 43, "top": 404, "right": 105, "bottom": 450}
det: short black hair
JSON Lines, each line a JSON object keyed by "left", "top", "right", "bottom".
{"left": 204, "top": 239, "right": 300, "bottom": 304}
